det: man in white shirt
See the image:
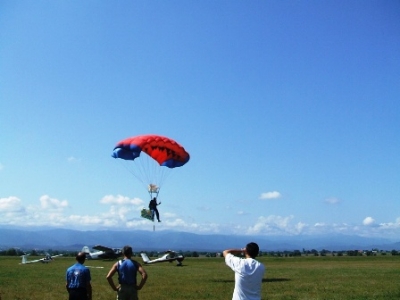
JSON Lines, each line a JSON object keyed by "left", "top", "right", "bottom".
{"left": 223, "top": 242, "right": 265, "bottom": 300}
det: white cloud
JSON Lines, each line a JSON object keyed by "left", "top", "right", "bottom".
{"left": 259, "top": 191, "right": 281, "bottom": 200}
{"left": 314, "top": 222, "right": 326, "bottom": 227}
{"left": 164, "top": 218, "right": 187, "bottom": 227}
{"left": 0, "top": 195, "right": 168, "bottom": 229}
{"left": 246, "top": 215, "right": 298, "bottom": 235}
{"left": 0, "top": 196, "right": 24, "bottom": 212}
{"left": 68, "top": 214, "right": 107, "bottom": 226}
{"left": 2, "top": 194, "right": 400, "bottom": 240}
{"left": 363, "top": 217, "right": 375, "bottom": 226}
{"left": 324, "top": 197, "right": 340, "bottom": 204}
{"left": 163, "top": 212, "right": 177, "bottom": 218}
{"left": 379, "top": 217, "right": 400, "bottom": 229}
{"left": 100, "top": 195, "right": 144, "bottom": 206}
{"left": 295, "top": 222, "right": 307, "bottom": 232}
{"left": 40, "top": 195, "right": 68, "bottom": 210}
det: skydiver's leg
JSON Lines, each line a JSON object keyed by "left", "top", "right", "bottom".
{"left": 155, "top": 209, "right": 160, "bottom": 222}
{"left": 151, "top": 210, "right": 155, "bottom": 221}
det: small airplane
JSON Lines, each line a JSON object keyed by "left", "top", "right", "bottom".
{"left": 141, "top": 250, "right": 184, "bottom": 266}
{"left": 20, "top": 253, "right": 63, "bottom": 264}
{"left": 82, "top": 245, "right": 122, "bottom": 260}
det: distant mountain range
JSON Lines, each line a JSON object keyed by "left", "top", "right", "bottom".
{"left": 0, "top": 227, "right": 399, "bottom": 252}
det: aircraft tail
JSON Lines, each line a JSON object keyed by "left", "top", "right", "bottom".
{"left": 82, "top": 246, "right": 91, "bottom": 254}
{"left": 140, "top": 252, "right": 150, "bottom": 263}
{"left": 21, "top": 255, "right": 28, "bottom": 264}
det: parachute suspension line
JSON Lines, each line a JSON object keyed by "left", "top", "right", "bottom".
{"left": 142, "top": 152, "right": 161, "bottom": 196}
{"left": 112, "top": 134, "right": 190, "bottom": 231}
{"left": 115, "top": 154, "right": 159, "bottom": 192}
{"left": 116, "top": 159, "right": 145, "bottom": 187}
{"left": 134, "top": 154, "right": 153, "bottom": 189}
{"left": 116, "top": 154, "right": 171, "bottom": 199}
{"left": 140, "top": 152, "right": 173, "bottom": 198}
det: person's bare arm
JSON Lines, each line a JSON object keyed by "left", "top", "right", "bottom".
{"left": 136, "top": 264, "right": 148, "bottom": 290}
{"left": 106, "top": 263, "right": 119, "bottom": 291}
{"left": 223, "top": 248, "right": 245, "bottom": 257}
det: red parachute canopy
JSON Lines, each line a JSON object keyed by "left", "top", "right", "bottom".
{"left": 112, "top": 134, "right": 190, "bottom": 197}
{"left": 112, "top": 135, "right": 190, "bottom": 167}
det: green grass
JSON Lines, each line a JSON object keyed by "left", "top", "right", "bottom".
{"left": 1, "top": 255, "right": 400, "bottom": 299}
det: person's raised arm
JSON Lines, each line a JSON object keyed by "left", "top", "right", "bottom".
{"left": 223, "top": 248, "right": 244, "bottom": 258}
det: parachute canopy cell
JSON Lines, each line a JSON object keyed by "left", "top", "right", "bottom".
{"left": 112, "top": 134, "right": 190, "bottom": 168}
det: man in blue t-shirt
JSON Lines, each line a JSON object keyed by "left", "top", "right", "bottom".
{"left": 107, "top": 245, "right": 148, "bottom": 300}
{"left": 66, "top": 252, "right": 92, "bottom": 300}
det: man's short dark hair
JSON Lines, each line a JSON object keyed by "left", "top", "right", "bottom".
{"left": 76, "top": 252, "right": 86, "bottom": 263}
{"left": 246, "top": 242, "right": 259, "bottom": 258}
{"left": 122, "top": 245, "right": 133, "bottom": 256}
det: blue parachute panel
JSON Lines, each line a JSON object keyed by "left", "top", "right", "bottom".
{"left": 112, "top": 147, "right": 141, "bottom": 161}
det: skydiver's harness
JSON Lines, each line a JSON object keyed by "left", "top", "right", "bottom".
{"left": 117, "top": 259, "right": 138, "bottom": 285}
{"left": 149, "top": 199, "right": 157, "bottom": 210}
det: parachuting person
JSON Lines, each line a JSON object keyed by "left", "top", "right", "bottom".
{"left": 149, "top": 197, "right": 161, "bottom": 222}
{"left": 112, "top": 134, "right": 190, "bottom": 223}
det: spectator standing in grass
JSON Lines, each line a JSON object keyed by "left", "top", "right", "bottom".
{"left": 66, "top": 252, "right": 92, "bottom": 300}
{"left": 223, "top": 242, "right": 265, "bottom": 300}
{"left": 106, "top": 245, "right": 148, "bottom": 300}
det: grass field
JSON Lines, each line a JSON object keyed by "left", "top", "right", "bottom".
{"left": 0, "top": 255, "right": 400, "bottom": 300}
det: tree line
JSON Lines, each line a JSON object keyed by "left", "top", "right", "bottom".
{"left": 1, "top": 248, "right": 400, "bottom": 257}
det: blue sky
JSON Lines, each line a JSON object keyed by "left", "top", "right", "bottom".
{"left": 1, "top": 1, "right": 399, "bottom": 240}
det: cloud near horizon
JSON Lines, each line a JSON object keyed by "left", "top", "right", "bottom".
{"left": 0, "top": 196, "right": 24, "bottom": 212}
{"left": 1, "top": 195, "right": 400, "bottom": 239}
{"left": 100, "top": 195, "right": 144, "bottom": 207}
{"left": 40, "top": 195, "right": 68, "bottom": 210}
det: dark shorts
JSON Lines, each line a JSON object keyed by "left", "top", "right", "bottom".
{"left": 117, "top": 284, "right": 138, "bottom": 300}
{"left": 68, "top": 288, "right": 88, "bottom": 300}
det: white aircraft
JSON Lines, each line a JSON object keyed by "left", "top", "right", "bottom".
{"left": 82, "top": 245, "right": 122, "bottom": 260}
{"left": 141, "top": 250, "right": 184, "bottom": 266}
{"left": 20, "top": 253, "right": 63, "bottom": 264}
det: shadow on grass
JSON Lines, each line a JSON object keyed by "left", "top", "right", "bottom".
{"left": 212, "top": 278, "right": 290, "bottom": 283}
